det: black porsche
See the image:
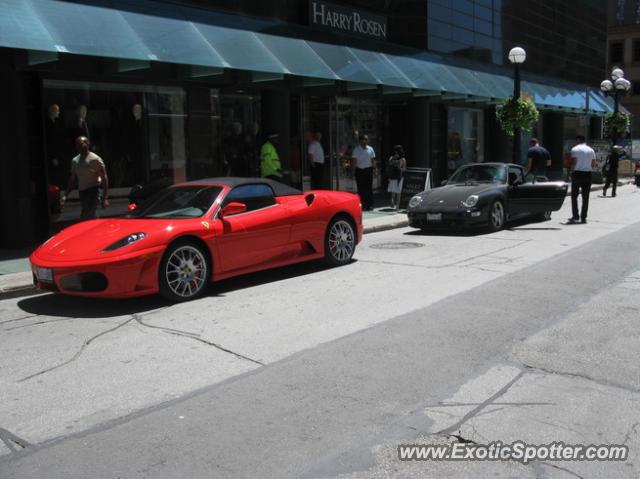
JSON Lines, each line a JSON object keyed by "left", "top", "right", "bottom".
{"left": 407, "top": 163, "right": 568, "bottom": 231}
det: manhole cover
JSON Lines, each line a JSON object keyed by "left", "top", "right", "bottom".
{"left": 369, "top": 242, "right": 425, "bottom": 250}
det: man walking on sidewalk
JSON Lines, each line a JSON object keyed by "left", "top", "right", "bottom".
{"left": 568, "top": 135, "right": 595, "bottom": 224}
{"left": 603, "top": 145, "right": 623, "bottom": 197}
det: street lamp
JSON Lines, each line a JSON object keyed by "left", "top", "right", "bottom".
{"left": 600, "top": 66, "right": 631, "bottom": 148}
{"left": 508, "top": 47, "right": 526, "bottom": 164}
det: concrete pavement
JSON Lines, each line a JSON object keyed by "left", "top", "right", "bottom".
{"left": 2, "top": 187, "right": 640, "bottom": 478}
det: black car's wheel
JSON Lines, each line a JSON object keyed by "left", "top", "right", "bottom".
{"left": 488, "top": 200, "right": 505, "bottom": 232}
{"left": 159, "top": 240, "right": 210, "bottom": 302}
{"left": 324, "top": 216, "right": 356, "bottom": 266}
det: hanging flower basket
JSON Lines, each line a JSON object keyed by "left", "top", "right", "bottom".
{"left": 495, "top": 94, "right": 540, "bottom": 137}
{"left": 603, "top": 112, "right": 630, "bottom": 139}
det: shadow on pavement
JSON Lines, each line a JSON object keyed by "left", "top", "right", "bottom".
{"left": 17, "top": 294, "right": 169, "bottom": 318}
{"left": 17, "top": 259, "right": 347, "bottom": 318}
{"left": 402, "top": 216, "right": 562, "bottom": 236}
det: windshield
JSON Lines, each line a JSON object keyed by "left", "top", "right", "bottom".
{"left": 127, "top": 185, "right": 222, "bottom": 219}
{"left": 449, "top": 164, "right": 506, "bottom": 184}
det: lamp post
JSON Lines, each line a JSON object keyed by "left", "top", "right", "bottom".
{"left": 508, "top": 47, "right": 526, "bottom": 164}
{"left": 600, "top": 67, "right": 631, "bottom": 148}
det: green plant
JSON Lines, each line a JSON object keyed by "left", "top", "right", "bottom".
{"left": 603, "top": 111, "right": 630, "bottom": 139}
{"left": 495, "top": 94, "right": 540, "bottom": 137}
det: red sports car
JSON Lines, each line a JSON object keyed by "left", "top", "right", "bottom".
{"left": 30, "top": 178, "right": 362, "bottom": 302}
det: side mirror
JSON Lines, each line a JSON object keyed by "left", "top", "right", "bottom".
{"left": 440, "top": 179, "right": 448, "bottom": 186}
{"left": 127, "top": 203, "right": 138, "bottom": 211}
{"left": 220, "top": 202, "right": 247, "bottom": 218}
{"left": 508, "top": 173, "right": 523, "bottom": 186}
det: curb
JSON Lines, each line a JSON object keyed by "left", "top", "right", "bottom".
{"left": 363, "top": 219, "right": 409, "bottom": 234}
{"left": 0, "top": 271, "right": 37, "bottom": 301}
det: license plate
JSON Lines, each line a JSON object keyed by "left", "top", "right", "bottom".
{"left": 427, "top": 213, "right": 442, "bottom": 221}
{"left": 35, "top": 267, "right": 53, "bottom": 282}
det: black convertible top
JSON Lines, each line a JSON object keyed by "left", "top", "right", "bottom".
{"left": 180, "top": 177, "right": 303, "bottom": 197}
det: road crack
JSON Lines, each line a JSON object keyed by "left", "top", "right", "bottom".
{"left": 521, "top": 363, "right": 640, "bottom": 394}
{"left": 17, "top": 317, "right": 134, "bottom": 382}
{"left": 0, "top": 427, "right": 32, "bottom": 453}
{"left": 0, "top": 314, "right": 38, "bottom": 325}
{"left": 436, "top": 371, "right": 525, "bottom": 435}
{"left": 133, "top": 314, "right": 264, "bottom": 366}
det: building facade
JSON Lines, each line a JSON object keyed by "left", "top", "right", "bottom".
{"left": 0, "top": 0, "right": 612, "bottom": 248}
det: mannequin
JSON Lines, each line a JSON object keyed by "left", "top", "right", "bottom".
{"left": 48, "top": 103, "right": 60, "bottom": 122}
{"left": 45, "top": 103, "right": 65, "bottom": 183}
{"left": 132, "top": 103, "right": 142, "bottom": 121}
{"left": 70, "top": 104, "right": 90, "bottom": 147}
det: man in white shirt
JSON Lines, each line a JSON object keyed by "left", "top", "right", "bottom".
{"left": 568, "top": 135, "right": 596, "bottom": 224}
{"left": 308, "top": 131, "right": 325, "bottom": 189}
{"left": 351, "top": 134, "right": 376, "bottom": 210}
{"left": 62, "top": 136, "right": 109, "bottom": 220}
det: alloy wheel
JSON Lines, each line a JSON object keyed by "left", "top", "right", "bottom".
{"left": 328, "top": 220, "right": 355, "bottom": 263}
{"left": 165, "top": 245, "right": 208, "bottom": 298}
{"left": 491, "top": 201, "right": 504, "bottom": 230}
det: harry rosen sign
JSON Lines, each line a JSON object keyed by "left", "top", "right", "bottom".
{"left": 309, "top": 0, "right": 387, "bottom": 39}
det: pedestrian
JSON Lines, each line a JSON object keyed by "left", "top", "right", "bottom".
{"left": 260, "top": 132, "right": 282, "bottom": 180}
{"left": 351, "top": 134, "right": 376, "bottom": 210}
{"left": 62, "top": 136, "right": 109, "bottom": 220}
{"left": 525, "top": 138, "right": 551, "bottom": 180}
{"left": 386, "top": 144, "right": 406, "bottom": 209}
{"left": 567, "top": 135, "right": 595, "bottom": 224}
{"left": 308, "top": 131, "right": 325, "bottom": 189}
{"left": 602, "top": 145, "right": 623, "bottom": 197}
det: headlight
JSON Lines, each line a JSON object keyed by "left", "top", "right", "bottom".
{"left": 103, "top": 232, "right": 146, "bottom": 252}
{"left": 462, "top": 195, "right": 479, "bottom": 208}
{"left": 408, "top": 196, "right": 423, "bottom": 208}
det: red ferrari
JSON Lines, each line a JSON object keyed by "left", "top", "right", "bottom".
{"left": 31, "top": 178, "right": 362, "bottom": 302}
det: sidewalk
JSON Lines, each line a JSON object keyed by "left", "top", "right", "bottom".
{"left": 0, "top": 179, "right": 635, "bottom": 299}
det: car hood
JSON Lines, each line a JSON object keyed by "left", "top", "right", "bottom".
{"left": 418, "top": 183, "right": 500, "bottom": 207}
{"left": 33, "top": 218, "right": 171, "bottom": 262}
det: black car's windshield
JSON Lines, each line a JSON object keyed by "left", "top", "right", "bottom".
{"left": 127, "top": 185, "right": 222, "bottom": 219}
{"left": 449, "top": 164, "right": 506, "bottom": 184}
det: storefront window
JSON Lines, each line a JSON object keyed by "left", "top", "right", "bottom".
{"left": 219, "top": 92, "right": 261, "bottom": 177}
{"left": 42, "top": 80, "right": 187, "bottom": 228}
{"left": 447, "top": 107, "right": 484, "bottom": 175}
{"left": 146, "top": 87, "right": 187, "bottom": 183}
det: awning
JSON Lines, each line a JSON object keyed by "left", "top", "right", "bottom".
{"left": 1, "top": 0, "right": 616, "bottom": 115}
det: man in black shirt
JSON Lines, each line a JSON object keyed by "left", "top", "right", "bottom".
{"left": 526, "top": 138, "right": 551, "bottom": 180}
{"left": 603, "top": 145, "right": 623, "bottom": 197}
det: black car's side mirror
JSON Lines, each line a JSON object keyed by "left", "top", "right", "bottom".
{"left": 440, "top": 179, "right": 448, "bottom": 186}
{"left": 508, "top": 173, "right": 523, "bottom": 186}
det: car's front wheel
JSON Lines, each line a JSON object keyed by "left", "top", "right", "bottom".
{"left": 159, "top": 240, "right": 210, "bottom": 302}
{"left": 488, "top": 200, "right": 505, "bottom": 232}
{"left": 324, "top": 217, "right": 356, "bottom": 266}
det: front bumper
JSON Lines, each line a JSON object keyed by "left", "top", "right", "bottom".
{"left": 407, "top": 205, "right": 488, "bottom": 228}
{"left": 30, "top": 247, "right": 164, "bottom": 298}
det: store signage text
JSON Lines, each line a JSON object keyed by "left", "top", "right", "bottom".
{"left": 309, "top": 1, "right": 387, "bottom": 39}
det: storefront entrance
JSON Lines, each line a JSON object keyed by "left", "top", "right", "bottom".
{"left": 308, "top": 96, "right": 383, "bottom": 194}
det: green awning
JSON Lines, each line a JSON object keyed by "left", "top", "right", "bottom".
{"left": 0, "top": 0, "right": 616, "bottom": 114}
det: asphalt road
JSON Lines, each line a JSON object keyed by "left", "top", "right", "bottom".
{"left": 1, "top": 185, "right": 640, "bottom": 478}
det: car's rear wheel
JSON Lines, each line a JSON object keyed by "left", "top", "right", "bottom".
{"left": 159, "top": 241, "right": 209, "bottom": 302}
{"left": 324, "top": 217, "right": 356, "bottom": 266}
{"left": 488, "top": 200, "right": 505, "bottom": 232}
